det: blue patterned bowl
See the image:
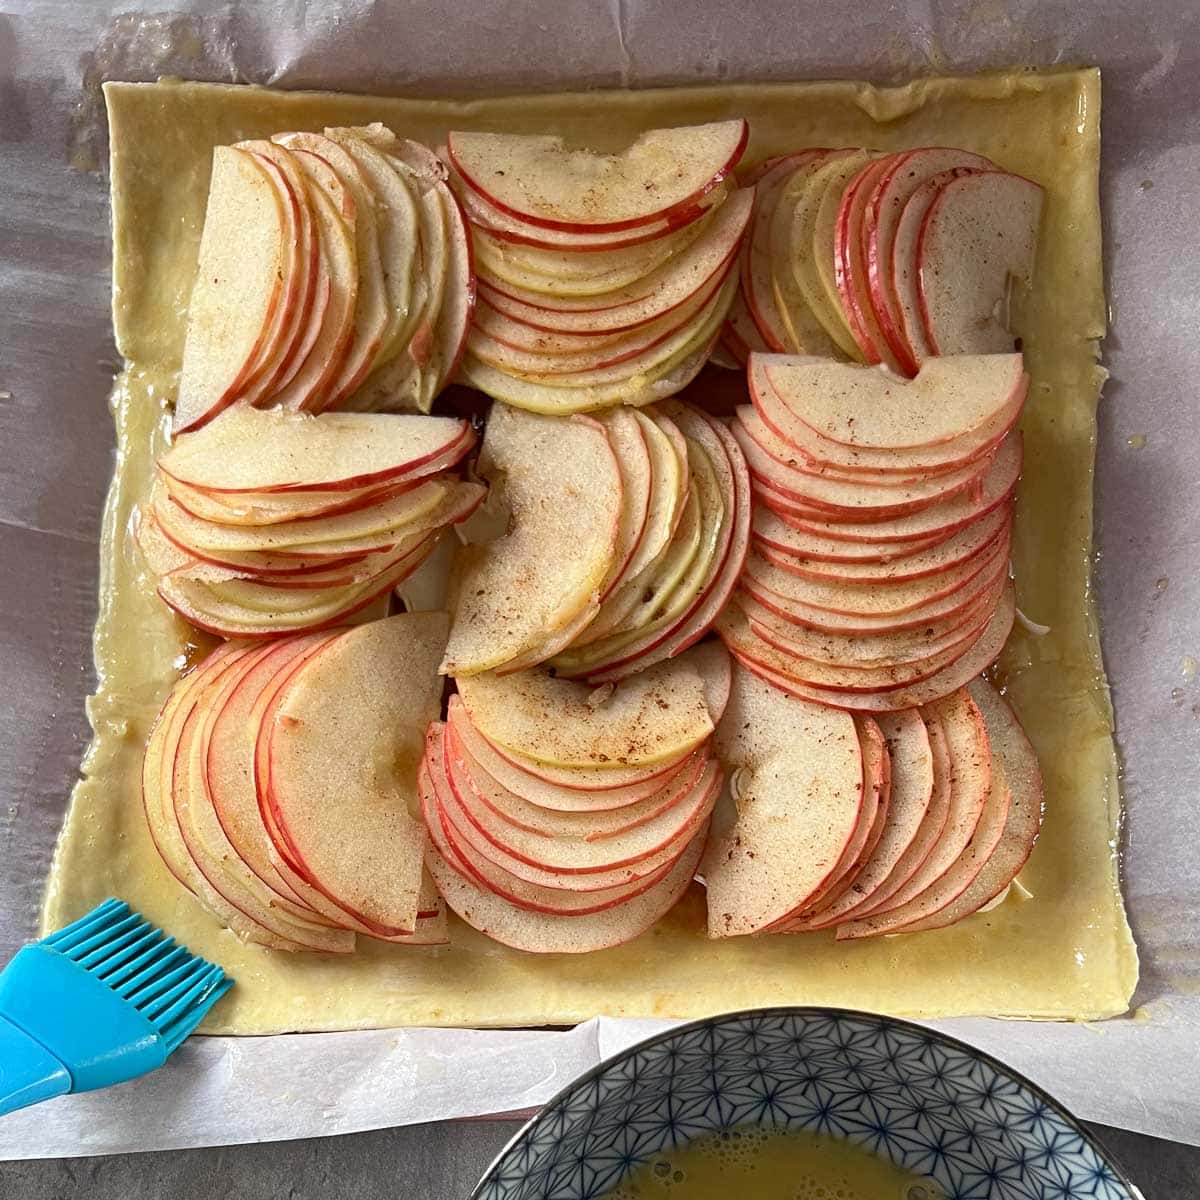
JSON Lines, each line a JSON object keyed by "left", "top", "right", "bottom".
{"left": 473, "top": 1008, "right": 1139, "bottom": 1200}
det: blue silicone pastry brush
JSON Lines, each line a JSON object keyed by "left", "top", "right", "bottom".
{"left": 0, "top": 897, "right": 233, "bottom": 1116}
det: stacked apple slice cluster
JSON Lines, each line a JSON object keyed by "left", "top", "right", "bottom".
{"left": 142, "top": 614, "right": 450, "bottom": 951}
{"left": 175, "top": 125, "right": 472, "bottom": 434}
{"left": 419, "top": 645, "right": 728, "bottom": 953}
{"left": 718, "top": 354, "right": 1025, "bottom": 711}
{"left": 703, "top": 662, "right": 1042, "bottom": 940}
{"left": 441, "top": 399, "right": 750, "bottom": 682}
{"left": 138, "top": 407, "right": 484, "bottom": 638}
{"left": 447, "top": 121, "right": 753, "bottom": 413}
{"left": 725, "top": 146, "right": 1043, "bottom": 376}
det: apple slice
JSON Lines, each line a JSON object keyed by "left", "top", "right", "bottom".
{"left": 889, "top": 678, "right": 1042, "bottom": 932}
{"left": 431, "top": 750, "right": 714, "bottom": 894}
{"left": 421, "top": 756, "right": 682, "bottom": 916}
{"left": 447, "top": 121, "right": 747, "bottom": 232}
{"left": 445, "top": 697, "right": 700, "bottom": 811}
{"left": 455, "top": 654, "right": 714, "bottom": 771}
{"left": 323, "top": 127, "right": 421, "bottom": 368}
{"left": 476, "top": 188, "right": 751, "bottom": 332}
{"left": 427, "top": 822, "right": 706, "bottom": 953}
{"left": 754, "top": 506, "right": 1011, "bottom": 586}
{"left": 439, "top": 723, "right": 717, "bottom": 872}
{"left": 833, "top": 156, "right": 899, "bottom": 367}
{"left": 175, "top": 147, "right": 287, "bottom": 433}
{"left": 263, "top": 613, "right": 446, "bottom": 935}
{"left": 862, "top": 149, "right": 994, "bottom": 372}
{"left": 837, "top": 687, "right": 993, "bottom": 935}
{"left": 794, "top": 709, "right": 935, "bottom": 928}
{"left": 441, "top": 405, "right": 622, "bottom": 674}
{"left": 765, "top": 354, "right": 1026, "bottom": 450}
{"left": 702, "top": 661, "right": 863, "bottom": 935}
{"left": 270, "top": 148, "right": 361, "bottom": 413}
{"left": 161, "top": 408, "right": 472, "bottom": 496}
{"left": 753, "top": 507, "right": 941, "bottom": 564}
{"left": 917, "top": 171, "right": 1044, "bottom": 356}
{"left": 749, "top": 356, "right": 1025, "bottom": 480}
{"left": 448, "top": 714, "right": 710, "bottom": 836}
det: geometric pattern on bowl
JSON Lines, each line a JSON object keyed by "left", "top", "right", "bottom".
{"left": 474, "top": 1007, "right": 1138, "bottom": 1200}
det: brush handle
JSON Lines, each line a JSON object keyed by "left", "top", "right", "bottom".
{"left": 0, "top": 1014, "right": 72, "bottom": 1117}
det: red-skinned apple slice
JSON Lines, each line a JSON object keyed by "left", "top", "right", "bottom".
{"left": 702, "top": 662, "right": 863, "bottom": 936}
{"left": 772, "top": 713, "right": 888, "bottom": 927}
{"left": 837, "top": 687, "right": 993, "bottom": 934}
{"left": 264, "top": 613, "right": 447, "bottom": 935}
{"left": 579, "top": 412, "right": 751, "bottom": 685}
{"left": 420, "top": 756, "right": 681, "bottom": 916}
{"left": 426, "top": 824, "right": 707, "bottom": 954}
{"left": 446, "top": 697, "right": 700, "bottom": 809}
{"left": 733, "top": 418, "right": 991, "bottom": 520}
{"left": 754, "top": 506, "right": 1011, "bottom": 586}
{"left": 142, "top": 641, "right": 246, "bottom": 894}
{"left": 864, "top": 148, "right": 994, "bottom": 374}
{"left": 752, "top": 437, "right": 1022, "bottom": 545}
{"left": 161, "top": 407, "right": 473, "bottom": 495}
{"left": 917, "top": 170, "right": 1044, "bottom": 357}
{"left": 888, "top": 678, "right": 1042, "bottom": 933}
{"left": 748, "top": 355, "right": 1026, "bottom": 479}
{"left": 440, "top": 724, "right": 717, "bottom": 873}
{"left": 729, "top": 581, "right": 1016, "bottom": 713}
{"left": 832, "top": 711, "right": 951, "bottom": 920}
{"left": 270, "top": 148, "right": 361, "bottom": 413}
{"left": 742, "top": 531, "right": 1009, "bottom": 618}
{"left": 833, "top": 156, "right": 899, "bottom": 367}
{"left": 455, "top": 653, "right": 714, "bottom": 771}
{"left": 475, "top": 189, "right": 751, "bottom": 333}
{"left": 793, "top": 709, "right": 935, "bottom": 928}
{"left": 433, "top": 750, "right": 716, "bottom": 894}
{"left": 739, "top": 550, "right": 1008, "bottom": 638}
{"left": 891, "top": 167, "right": 987, "bottom": 368}
{"left": 740, "top": 151, "right": 831, "bottom": 353}
{"left": 178, "top": 652, "right": 356, "bottom": 952}
{"left": 447, "top": 121, "right": 747, "bottom": 232}
{"left": 274, "top": 132, "right": 391, "bottom": 406}
{"left": 764, "top": 354, "right": 1026, "bottom": 450}
{"left": 752, "top": 507, "right": 942, "bottom": 564}
{"left": 174, "top": 147, "right": 287, "bottom": 433}
{"left": 448, "top": 713, "right": 710, "bottom": 836}
{"left": 442, "top": 405, "right": 622, "bottom": 674}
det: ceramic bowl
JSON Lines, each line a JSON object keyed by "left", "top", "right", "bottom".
{"left": 473, "top": 1007, "right": 1139, "bottom": 1200}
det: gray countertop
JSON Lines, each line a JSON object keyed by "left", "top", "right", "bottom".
{"left": 0, "top": 1121, "right": 1196, "bottom": 1198}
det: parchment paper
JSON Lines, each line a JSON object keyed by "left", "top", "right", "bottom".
{"left": 0, "top": 0, "right": 1197, "bottom": 1158}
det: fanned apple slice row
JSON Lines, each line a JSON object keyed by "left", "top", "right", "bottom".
{"left": 271, "top": 148, "right": 361, "bottom": 413}
{"left": 427, "top": 825, "right": 707, "bottom": 954}
{"left": 161, "top": 408, "right": 473, "bottom": 495}
{"left": 886, "top": 679, "right": 1043, "bottom": 933}
{"left": 748, "top": 356, "right": 1026, "bottom": 480}
{"left": 702, "top": 661, "right": 864, "bottom": 936}
{"left": 421, "top": 756, "right": 684, "bottom": 916}
{"left": 837, "top": 687, "right": 994, "bottom": 936}
{"left": 447, "top": 120, "right": 747, "bottom": 232}
{"left": 445, "top": 697, "right": 704, "bottom": 812}
{"left": 864, "top": 148, "right": 995, "bottom": 375}
{"left": 441, "top": 404, "right": 622, "bottom": 675}
{"left": 456, "top": 652, "right": 714, "bottom": 771}
{"left": 263, "top": 613, "right": 447, "bottom": 936}
{"left": 174, "top": 147, "right": 288, "bottom": 433}
{"left": 439, "top": 724, "right": 718, "bottom": 873}
{"left": 476, "top": 188, "right": 752, "bottom": 334}
{"left": 916, "top": 171, "right": 1044, "bottom": 357}
{"left": 792, "top": 709, "right": 935, "bottom": 929}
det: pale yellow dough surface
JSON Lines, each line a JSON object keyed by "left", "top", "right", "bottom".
{"left": 42, "top": 71, "right": 1136, "bottom": 1033}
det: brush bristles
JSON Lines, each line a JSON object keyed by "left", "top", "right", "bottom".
{"left": 43, "top": 899, "right": 232, "bottom": 1045}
